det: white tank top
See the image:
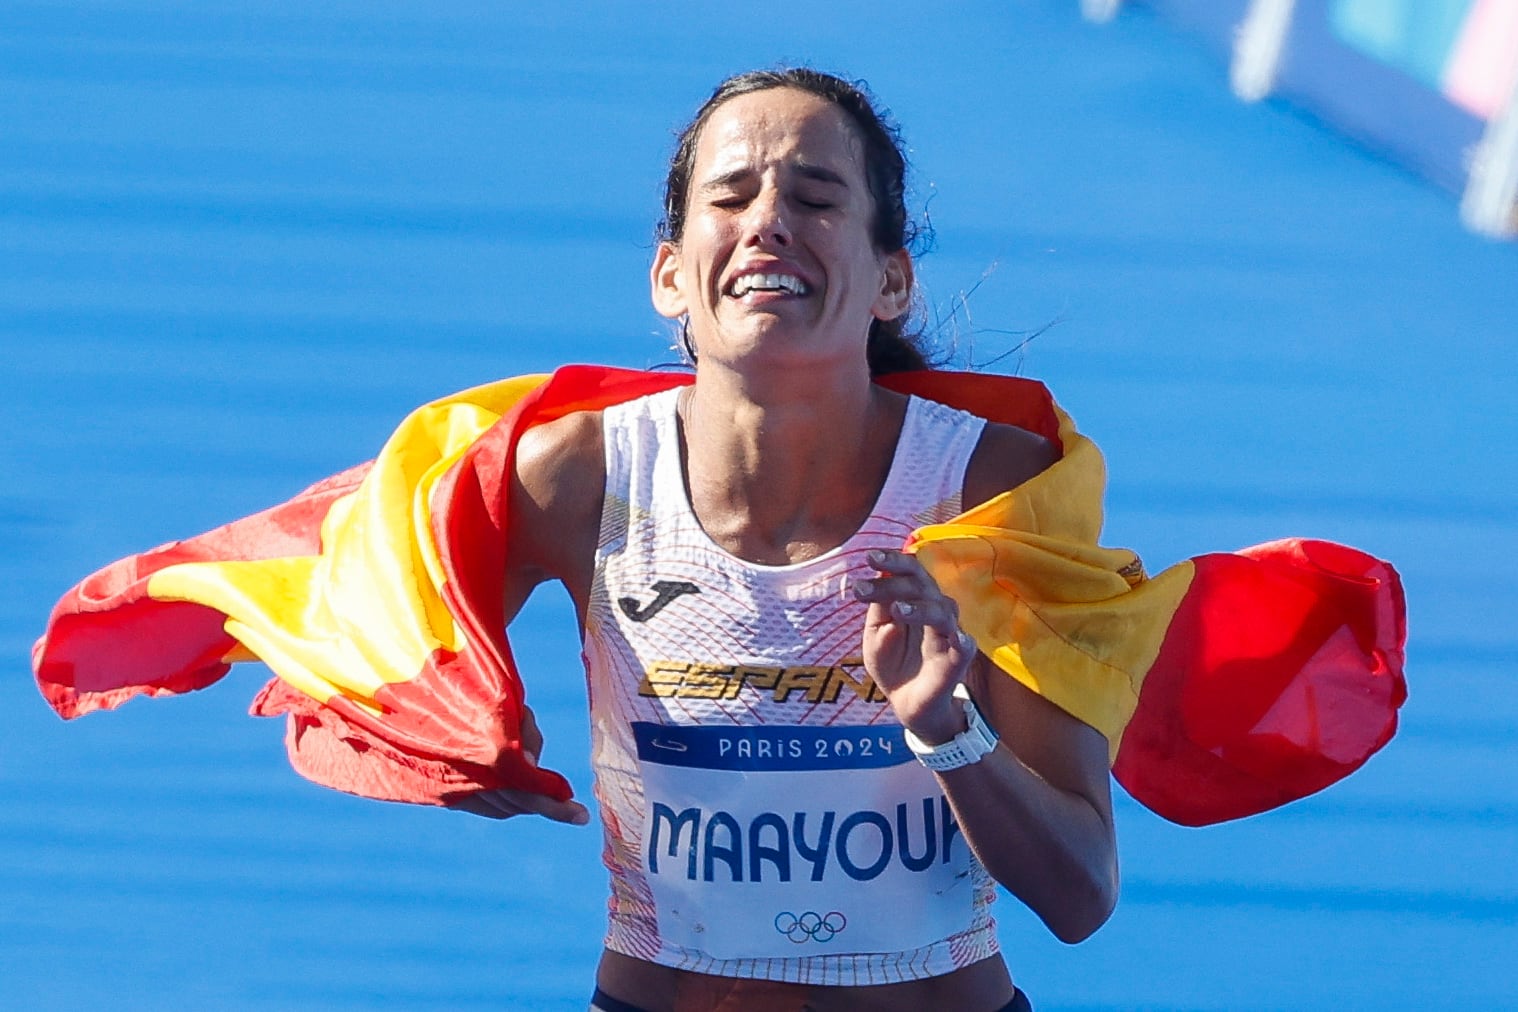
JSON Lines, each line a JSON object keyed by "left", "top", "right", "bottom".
{"left": 584, "top": 387, "right": 997, "bottom": 986}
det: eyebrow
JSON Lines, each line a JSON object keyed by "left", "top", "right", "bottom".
{"left": 699, "top": 163, "right": 851, "bottom": 192}
{"left": 794, "top": 163, "right": 849, "bottom": 187}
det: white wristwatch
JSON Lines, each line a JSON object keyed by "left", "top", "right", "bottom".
{"left": 904, "top": 684, "right": 999, "bottom": 772}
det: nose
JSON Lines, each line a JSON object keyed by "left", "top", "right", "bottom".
{"left": 742, "top": 186, "right": 792, "bottom": 248}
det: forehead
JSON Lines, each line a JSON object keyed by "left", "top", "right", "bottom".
{"left": 693, "top": 87, "right": 867, "bottom": 182}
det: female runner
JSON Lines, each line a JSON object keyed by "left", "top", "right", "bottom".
{"left": 453, "top": 68, "right": 1118, "bottom": 1011}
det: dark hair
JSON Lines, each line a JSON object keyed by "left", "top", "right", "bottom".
{"left": 659, "top": 68, "right": 934, "bottom": 375}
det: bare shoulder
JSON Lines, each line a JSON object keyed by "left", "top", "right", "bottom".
{"left": 962, "top": 418, "right": 1060, "bottom": 506}
{"left": 508, "top": 409, "right": 605, "bottom": 602}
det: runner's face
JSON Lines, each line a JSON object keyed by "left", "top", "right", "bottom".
{"left": 651, "top": 88, "right": 911, "bottom": 368}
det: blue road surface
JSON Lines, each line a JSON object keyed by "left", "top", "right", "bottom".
{"left": 3, "top": 3, "right": 1516, "bottom": 1009}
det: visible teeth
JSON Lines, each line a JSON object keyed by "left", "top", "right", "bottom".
{"left": 732, "top": 272, "right": 808, "bottom": 296}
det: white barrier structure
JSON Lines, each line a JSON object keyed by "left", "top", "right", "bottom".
{"left": 1085, "top": 0, "right": 1518, "bottom": 239}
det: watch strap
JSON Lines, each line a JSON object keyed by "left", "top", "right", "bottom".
{"left": 904, "top": 684, "right": 999, "bottom": 771}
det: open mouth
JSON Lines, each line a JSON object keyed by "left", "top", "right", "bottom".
{"left": 727, "top": 272, "right": 811, "bottom": 298}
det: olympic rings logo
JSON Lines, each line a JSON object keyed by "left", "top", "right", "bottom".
{"left": 774, "top": 910, "right": 847, "bottom": 944}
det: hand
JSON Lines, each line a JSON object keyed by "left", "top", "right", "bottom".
{"left": 450, "top": 788, "right": 591, "bottom": 824}
{"left": 854, "top": 549, "right": 978, "bottom": 744}
{"left": 447, "top": 705, "right": 591, "bottom": 825}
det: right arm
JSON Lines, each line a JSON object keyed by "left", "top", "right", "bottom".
{"left": 450, "top": 408, "right": 606, "bottom": 824}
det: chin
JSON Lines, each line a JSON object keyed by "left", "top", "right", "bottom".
{"left": 704, "top": 323, "right": 857, "bottom": 363}
{"left": 710, "top": 338, "right": 856, "bottom": 374}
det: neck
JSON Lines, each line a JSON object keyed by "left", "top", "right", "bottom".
{"left": 680, "top": 359, "right": 905, "bottom": 564}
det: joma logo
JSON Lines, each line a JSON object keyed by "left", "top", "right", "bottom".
{"left": 618, "top": 580, "right": 700, "bottom": 623}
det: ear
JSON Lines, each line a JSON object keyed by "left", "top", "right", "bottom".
{"left": 872, "top": 248, "right": 914, "bottom": 321}
{"left": 650, "top": 242, "right": 687, "bottom": 319}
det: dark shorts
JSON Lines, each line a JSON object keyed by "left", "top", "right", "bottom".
{"left": 590, "top": 984, "right": 1034, "bottom": 1011}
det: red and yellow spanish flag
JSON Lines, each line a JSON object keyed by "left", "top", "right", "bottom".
{"left": 32, "top": 366, "right": 1406, "bottom": 826}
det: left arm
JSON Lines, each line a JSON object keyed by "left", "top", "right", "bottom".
{"left": 855, "top": 421, "right": 1119, "bottom": 943}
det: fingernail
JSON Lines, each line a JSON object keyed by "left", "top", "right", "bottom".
{"left": 867, "top": 550, "right": 885, "bottom": 566}
{"left": 852, "top": 578, "right": 873, "bottom": 598}
{"left": 572, "top": 808, "right": 590, "bottom": 826}
{"left": 895, "top": 601, "right": 915, "bottom": 618}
